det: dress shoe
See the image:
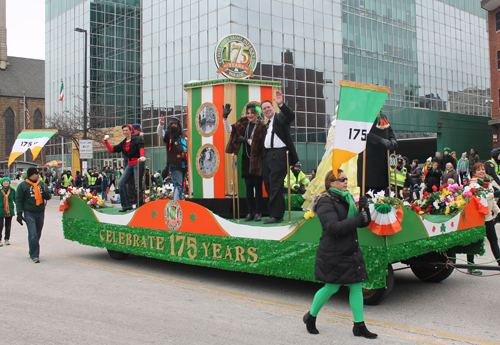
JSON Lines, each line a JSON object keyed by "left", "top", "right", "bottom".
{"left": 353, "top": 321, "right": 377, "bottom": 339}
{"left": 263, "top": 217, "right": 283, "bottom": 224}
{"left": 119, "top": 208, "right": 132, "bottom": 212}
{"left": 245, "top": 214, "right": 254, "bottom": 221}
{"left": 253, "top": 214, "right": 262, "bottom": 221}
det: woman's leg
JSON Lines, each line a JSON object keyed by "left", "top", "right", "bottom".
{"left": 4, "top": 216, "right": 12, "bottom": 241}
{"left": 485, "top": 220, "right": 500, "bottom": 264}
{"left": 310, "top": 283, "right": 341, "bottom": 317}
{"left": 244, "top": 177, "right": 255, "bottom": 215}
{"left": 254, "top": 175, "right": 263, "bottom": 214}
{"left": 347, "top": 282, "right": 364, "bottom": 322}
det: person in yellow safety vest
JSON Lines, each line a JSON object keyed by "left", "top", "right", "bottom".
{"left": 284, "top": 162, "right": 310, "bottom": 194}
{"left": 61, "top": 170, "right": 74, "bottom": 188}
{"left": 87, "top": 168, "right": 98, "bottom": 187}
{"left": 390, "top": 155, "right": 419, "bottom": 200}
{"left": 484, "top": 147, "right": 500, "bottom": 187}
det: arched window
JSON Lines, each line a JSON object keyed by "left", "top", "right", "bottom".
{"left": 4, "top": 108, "right": 15, "bottom": 157}
{"left": 33, "top": 109, "right": 43, "bottom": 129}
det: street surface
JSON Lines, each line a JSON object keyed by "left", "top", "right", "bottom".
{"left": 2, "top": 199, "right": 500, "bottom": 345}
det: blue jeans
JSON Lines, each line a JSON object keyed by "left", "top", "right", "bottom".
{"left": 118, "top": 163, "right": 144, "bottom": 209}
{"left": 24, "top": 211, "right": 44, "bottom": 260}
{"left": 171, "top": 169, "right": 186, "bottom": 200}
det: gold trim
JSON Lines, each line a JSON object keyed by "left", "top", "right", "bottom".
{"left": 195, "top": 102, "right": 219, "bottom": 137}
{"left": 196, "top": 144, "right": 220, "bottom": 179}
{"left": 339, "top": 81, "right": 391, "bottom": 94}
{"left": 279, "top": 221, "right": 307, "bottom": 241}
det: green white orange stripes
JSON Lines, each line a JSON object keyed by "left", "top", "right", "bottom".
{"left": 332, "top": 81, "right": 390, "bottom": 173}
{"left": 8, "top": 130, "right": 58, "bottom": 166}
{"left": 58, "top": 81, "right": 64, "bottom": 101}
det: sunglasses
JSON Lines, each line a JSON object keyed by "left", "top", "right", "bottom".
{"left": 337, "top": 177, "right": 348, "bottom": 182}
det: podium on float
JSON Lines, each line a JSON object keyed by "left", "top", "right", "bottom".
{"left": 183, "top": 79, "right": 281, "bottom": 200}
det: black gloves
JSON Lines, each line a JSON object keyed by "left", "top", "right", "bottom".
{"left": 494, "top": 190, "right": 500, "bottom": 198}
{"left": 236, "top": 136, "right": 246, "bottom": 143}
{"left": 356, "top": 210, "right": 370, "bottom": 227}
{"left": 358, "top": 196, "right": 368, "bottom": 210}
{"left": 380, "top": 138, "right": 393, "bottom": 150}
{"left": 223, "top": 103, "right": 232, "bottom": 119}
{"left": 17, "top": 213, "right": 25, "bottom": 226}
{"left": 390, "top": 139, "right": 398, "bottom": 150}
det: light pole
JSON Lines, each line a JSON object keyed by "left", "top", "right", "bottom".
{"left": 74, "top": 27, "right": 88, "bottom": 140}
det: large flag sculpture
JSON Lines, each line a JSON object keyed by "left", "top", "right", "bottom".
{"left": 8, "top": 130, "right": 58, "bottom": 166}
{"left": 331, "top": 81, "right": 391, "bottom": 174}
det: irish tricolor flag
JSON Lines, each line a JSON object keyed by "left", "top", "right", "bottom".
{"left": 8, "top": 130, "right": 58, "bottom": 166}
{"left": 332, "top": 81, "right": 390, "bottom": 173}
{"left": 58, "top": 81, "right": 64, "bottom": 101}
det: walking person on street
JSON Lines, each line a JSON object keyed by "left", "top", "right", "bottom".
{"left": 303, "top": 169, "right": 377, "bottom": 338}
{"left": 15, "top": 168, "right": 46, "bottom": 263}
{"left": 457, "top": 152, "right": 469, "bottom": 185}
{"left": 0, "top": 177, "right": 15, "bottom": 246}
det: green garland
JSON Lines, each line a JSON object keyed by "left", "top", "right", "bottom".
{"left": 284, "top": 194, "right": 305, "bottom": 211}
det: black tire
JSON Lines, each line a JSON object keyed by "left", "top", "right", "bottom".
{"left": 410, "top": 252, "right": 455, "bottom": 283}
{"left": 107, "top": 249, "right": 129, "bottom": 260}
{"left": 362, "top": 264, "right": 394, "bottom": 305}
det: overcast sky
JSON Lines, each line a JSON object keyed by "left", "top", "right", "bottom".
{"left": 5, "top": 0, "right": 45, "bottom": 60}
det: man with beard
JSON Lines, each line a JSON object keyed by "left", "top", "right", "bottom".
{"left": 157, "top": 116, "right": 187, "bottom": 200}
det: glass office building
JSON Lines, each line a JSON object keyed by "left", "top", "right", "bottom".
{"left": 44, "top": 0, "right": 141, "bottom": 163}
{"left": 142, "top": 0, "right": 490, "bottom": 172}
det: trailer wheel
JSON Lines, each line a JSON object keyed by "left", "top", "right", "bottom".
{"left": 410, "top": 252, "right": 455, "bottom": 283}
{"left": 107, "top": 249, "right": 129, "bottom": 260}
{"left": 362, "top": 264, "right": 394, "bottom": 305}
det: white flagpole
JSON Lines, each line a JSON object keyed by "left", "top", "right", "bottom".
{"left": 61, "top": 136, "right": 65, "bottom": 172}
{"left": 23, "top": 92, "right": 26, "bottom": 162}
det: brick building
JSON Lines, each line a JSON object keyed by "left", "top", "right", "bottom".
{"left": 483, "top": 0, "right": 500, "bottom": 147}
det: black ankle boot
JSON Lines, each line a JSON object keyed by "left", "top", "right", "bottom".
{"left": 303, "top": 311, "right": 319, "bottom": 334}
{"left": 353, "top": 321, "right": 377, "bottom": 339}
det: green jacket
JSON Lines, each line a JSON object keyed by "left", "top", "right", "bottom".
{"left": 15, "top": 179, "right": 45, "bottom": 214}
{"left": 0, "top": 187, "right": 16, "bottom": 217}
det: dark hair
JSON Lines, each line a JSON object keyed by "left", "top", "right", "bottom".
{"left": 413, "top": 159, "right": 419, "bottom": 165}
{"left": 261, "top": 100, "right": 273, "bottom": 107}
{"left": 246, "top": 103, "right": 257, "bottom": 114}
{"left": 324, "top": 169, "right": 344, "bottom": 190}
{"left": 121, "top": 124, "right": 132, "bottom": 130}
{"left": 403, "top": 156, "right": 409, "bottom": 163}
{"left": 472, "top": 162, "right": 485, "bottom": 176}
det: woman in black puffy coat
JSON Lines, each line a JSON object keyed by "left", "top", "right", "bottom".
{"left": 303, "top": 169, "right": 377, "bottom": 339}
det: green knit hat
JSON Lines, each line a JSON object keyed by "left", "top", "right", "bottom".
{"left": 0, "top": 177, "right": 11, "bottom": 185}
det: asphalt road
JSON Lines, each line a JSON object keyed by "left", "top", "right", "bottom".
{"left": 2, "top": 199, "right": 500, "bottom": 345}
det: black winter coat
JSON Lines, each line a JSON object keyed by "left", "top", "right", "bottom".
{"left": 440, "top": 154, "right": 456, "bottom": 171}
{"left": 425, "top": 168, "right": 442, "bottom": 192}
{"left": 314, "top": 191, "right": 370, "bottom": 284}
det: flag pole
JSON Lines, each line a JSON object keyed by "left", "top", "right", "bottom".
{"left": 287, "top": 151, "right": 291, "bottom": 223}
{"left": 387, "top": 150, "right": 391, "bottom": 193}
{"left": 362, "top": 149, "right": 366, "bottom": 196}
{"left": 23, "top": 92, "right": 26, "bottom": 162}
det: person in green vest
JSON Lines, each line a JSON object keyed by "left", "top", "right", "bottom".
{"left": 485, "top": 148, "right": 500, "bottom": 187}
{"left": 0, "top": 177, "right": 15, "bottom": 246}
{"left": 390, "top": 155, "right": 418, "bottom": 200}
{"left": 284, "top": 162, "right": 310, "bottom": 194}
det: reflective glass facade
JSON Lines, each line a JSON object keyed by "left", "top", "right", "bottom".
{"left": 142, "top": 0, "right": 490, "bottom": 172}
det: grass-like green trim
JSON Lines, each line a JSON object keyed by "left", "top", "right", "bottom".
{"left": 183, "top": 79, "right": 281, "bottom": 89}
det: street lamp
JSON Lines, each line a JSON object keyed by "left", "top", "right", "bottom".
{"left": 74, "top": 27, "right": 88, "bottom": 140}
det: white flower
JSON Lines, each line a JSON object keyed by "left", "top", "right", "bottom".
{"left": 366, "top": 189, "right": 375, "bottom": 199}
{"left": 433, "top": 200, "right": 440, "bottom": 210}
{"left": 389, "top": 190, "right": 395, "bottom": 198}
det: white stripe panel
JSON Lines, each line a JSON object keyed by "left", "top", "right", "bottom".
{"left": 92, "top": 208, "right": 136, "bottom": 225}
{"left": 248, "top": 85, "right": 261, "bottom": 103}
{"left": 421, "top": 212, "right": 460, "bottom": 238}
{"left": 201, "top": 86, "right": 215, "bottom": 198}
{"left": 213, "top": 213, "right": 295, "bottom": 240}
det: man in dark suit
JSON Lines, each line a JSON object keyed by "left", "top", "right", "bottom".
{"left": 261, "top": 90, "right": 299, "bottom": 224}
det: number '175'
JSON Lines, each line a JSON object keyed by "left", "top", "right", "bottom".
{"left": 348, "top": 128, "right": 367, "bottom": 141}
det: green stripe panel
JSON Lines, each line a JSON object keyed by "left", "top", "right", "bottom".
{"left": 338, "top": 87, "right": 388, "bottom": 123}
{"left": 236, "top": 84, "right": 249, "bottom": 197}
{"left": 191, "top": 88, "right": 203, "bottom": 198}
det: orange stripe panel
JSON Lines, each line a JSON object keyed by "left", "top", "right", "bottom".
{"left": 261, "top": 86, "right": 273, "bottom": 104}
{"left": 213, "top": 84, "right": 225, "bottom": 198}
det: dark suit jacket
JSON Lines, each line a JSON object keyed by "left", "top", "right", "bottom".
{"left": 263, "top": 103, "right": 299, "bottom": 165}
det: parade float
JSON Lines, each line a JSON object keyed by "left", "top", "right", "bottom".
{"left": 60, "top": 35, "right": 490, "bottom": 304}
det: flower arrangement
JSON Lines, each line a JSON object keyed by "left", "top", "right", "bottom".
{"left": 58, "top": 186, "right": 107, "bottom": 211}
{"left": 144, "top": 186, "right": 173, "bottom": 203}
{"left": 366, "top": 189, "right": 403, "bottom": 208}
{"left": 410, "top": 183, "right": 483, "bottom": 217}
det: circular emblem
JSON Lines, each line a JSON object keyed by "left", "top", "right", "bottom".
{"left": 195, "top": 103, "right": 219, "bottom": 137}
{"left": 165, "top": 200, "right": 182, "bottom": 231}
{"left": 389, "top": 154, "right": 398, "bottom": 170}
{"left": 196, "top": 144, "right": 220, "bottom": 179}
{"left": 214, "top": 34, "right": 258, "bottom": 79}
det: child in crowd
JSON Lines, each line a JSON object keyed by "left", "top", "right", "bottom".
{"left": 0, "top": 177, "right": 15, "bottom": 246}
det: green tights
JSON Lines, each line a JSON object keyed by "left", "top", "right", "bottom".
{"left": 310, "top": 282, "right": 364, "bottom": 322}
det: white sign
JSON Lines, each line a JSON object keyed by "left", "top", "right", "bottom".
{"left": 80, "top": 140, "right": 94, "bottom": 159}
{"left": 82, "top": 160, "right": 87, "bottom": 173}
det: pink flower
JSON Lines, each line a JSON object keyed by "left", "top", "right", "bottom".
{"left": 354, "top": 197, "right": 359, "bottom": 204}
{"left": 463, "top": 191, "right": 472, "bottom": 197}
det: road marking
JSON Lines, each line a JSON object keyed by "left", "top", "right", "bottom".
{"left": 10, "top": 244, "right": 500, "bottom": 345}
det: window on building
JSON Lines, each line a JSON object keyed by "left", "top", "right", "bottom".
{"left": 498, "top": 89, "right": 500, "bottom": 108}
{"left": 33, "top": 109, "right": 43, "bottom": 129}
{"left": 496, "top": 11, "right": 500, "bottom": 31}
{"left": 4, "top": 108, "right": 15, "bottom": 158}
{"left": 497, "top": 50, "right": 500, "bottom": 70}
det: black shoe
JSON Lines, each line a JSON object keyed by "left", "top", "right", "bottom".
{"left": 245, "top": 214, "right": 254, "bottom": 221}
{"left": 263, "top": 217, "right": 283, "bottom": 224}
{"left": 254, "top": 214, "right": 262, "bottom": 221}
{"left": 303, "top": 311, "right": 319, "bottom": 335}
{"left": 353, "top": 321, "right": 377, "bottom": 339}
{"left": 119, "top": 208, "right": 132, "bottom": 213}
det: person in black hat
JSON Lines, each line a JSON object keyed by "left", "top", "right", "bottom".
{"left": 157, "top": 116, "right": 187, "bottom": 200}
{"left": 15, "top": 167, "right": 46, "bottom": 263}
{"left": 284, "top": 161, "right": 310, "bottom": 195}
